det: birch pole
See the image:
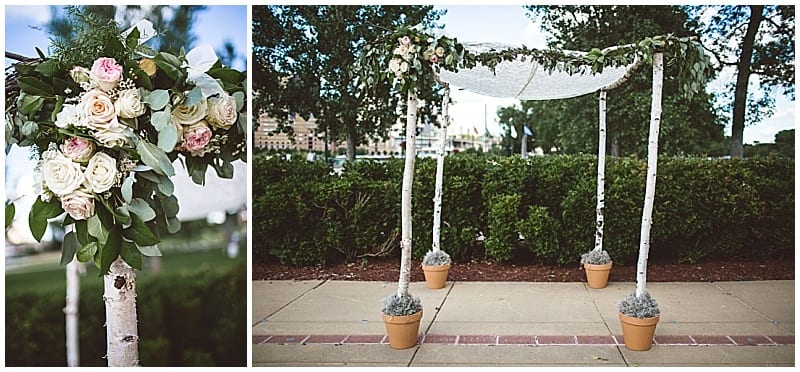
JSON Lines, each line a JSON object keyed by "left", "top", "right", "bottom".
{"left": 520, "top": 131, "right": 528, "bottom": 159}
{"left": 593, "top": 89, "right": 607, "bottom": 253}
{"left": 397, "top": 91, "right": 418, "bottom": 298}
{"left": 635, "top": 52, "right": 664, "bottom": 298}
{"left": 65, "top": 257, "right": 80, "bottom": 367}
{"left": 103, "top": 257, "right": 140, "bottom": 366}
{"left": 431, "top": 84, "right": 450, "bottom": 253}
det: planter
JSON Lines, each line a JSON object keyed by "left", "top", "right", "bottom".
{"left": 422, "top": 264, "right": 450, "bottom": 289}
{"left": 382, "top": 310, "right": 423, "bottom": 349}
{"left": 618, "top": 312, "right": 660, "bottom": 351}
{"left": 583, "top": 262, "right": 612, "bottom": 289}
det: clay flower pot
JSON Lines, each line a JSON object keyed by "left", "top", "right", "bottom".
{"left": 583, "top": 262, "right": 612, "bottom": 289}
{"left": 422, "top": 264, "right": 450, "bottom": 289}
{"left": 382, "top": 310, "right": 423, "bottom": 349}
{"left": 618, "top": 312, "right": 660, "bottom": 351}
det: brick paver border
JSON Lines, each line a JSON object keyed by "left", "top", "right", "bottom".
{"left": 254, "top": 334, "right": 794, "bottom": 346}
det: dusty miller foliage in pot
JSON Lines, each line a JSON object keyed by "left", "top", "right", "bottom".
{"left": 382, "top": 294, "right": 422, "bottom": 316}
{"left": 618, "top": 291, "right": 660, "bottom": 318}
{"left": 423, "top": 250, "right": 451, "bottom": 266}
{"left": 580, "top": 249, "right": 612, "bottom": 265}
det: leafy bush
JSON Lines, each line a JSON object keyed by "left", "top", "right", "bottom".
{"left": 485, "top": 194, "right": 521, "bottom": 261}
{"left": 518, "top": 205, "right": 561, "bottom": 262}
{"left": 5, "top": 259, "right": 246, "bottom": 366}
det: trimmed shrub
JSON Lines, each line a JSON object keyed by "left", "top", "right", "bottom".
{"left": 518, "top": 205, "right": 561, "bottom": 263}
{"left": 485, "top": 194, "right": 521, "bottom": 261}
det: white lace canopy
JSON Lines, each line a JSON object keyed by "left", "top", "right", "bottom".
{"left": 438, "top": 42, "right": 636, "bottom": 100}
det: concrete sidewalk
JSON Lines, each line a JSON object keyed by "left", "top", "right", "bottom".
{"left": 252, "top": 280, "right": 794, "bottom": 367}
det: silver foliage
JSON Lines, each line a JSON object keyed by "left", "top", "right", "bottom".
{"left": 618, "top": 291, "right": 660, "bottom": 318}
{"left": 422, "top": 250, "right": 452, "bottom": 266}
{"left": 580, "top": 249, "right": 612, "bottom": 265}
{"left": 382, "top": 294, "right": 422, "bottom": 316}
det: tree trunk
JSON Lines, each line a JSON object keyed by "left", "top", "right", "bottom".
{"left": 65, "top": 258, "right": 80, "bottom": 367}
{"left": 521, "top": 133, "right": 528, "bottom": 158}
{"left": 636, "top": 52, "right": 663, "bottom": 298}
{"left": 594, "top": 89, "right": 607, "bottom": 253}
{"left": 611, "top": 133, "right": 620, "bottom": 157}
{"left": 397, "top": 91, "right": 418, "bottom": 298}
{"left": 730, "top": 5, "right": 764, "bottom": 158}
{"left": 103, "top": 257, "right": 140, "bottom": 366}
{"left": 432, "top": 85, "right": 450, "bottom": 253}
{"left": 345, "top": 124, "right": 357, "bottom": 162}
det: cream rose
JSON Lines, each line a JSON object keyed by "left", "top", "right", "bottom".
{"left": 69, "top": 66, "right": 91, "bottom": 84}
{"left": 115, "top": 88, "right": 147, "bottom": 119}
{"left": 61, "top": 188, "right": 95, "bottom": 220}
{"left": 84, "top": 152, "right": 118, "bottom": 193}
{"left": 206, "top": 94, "right": 238, "bottom": 130}
{"left": 171, "top": 97, "right": 208, "bottom": 126}
{"left": 40, "top": 149, "right": 85, "bottom": 196}
{"left": 60, "top": 137, "right": 95, "bottom": 163}
{"left": 94, "top": 124, "right": 133, "bottom": 149}
{"left": 89, "top": 57, "right": 123, "bottom": 92}
{"left": 54, "top": 104, "right": 86, "bottom": 128}
{"left": 182, "top": 120, "right": 213, "bottom": 156}
{"left": 82, "top": 90, "right": 118, "bottom": 130}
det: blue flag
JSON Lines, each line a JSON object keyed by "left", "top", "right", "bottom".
{"left": 523, "top": 125, "right": 533, "bottom": 137}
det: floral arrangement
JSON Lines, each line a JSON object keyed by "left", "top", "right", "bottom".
{"left": 5, "top": 10, "right": 246, "bottom": 273}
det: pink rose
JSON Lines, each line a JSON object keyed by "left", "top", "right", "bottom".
{"left": 82, "top": 90, "right": 118, "bottom": 130}
{"left": 182, "top": 120, "right": 213, "bottom": 156}
{"left": 89, "top": 57, "right": 123, "bottom": 92}
{"left": 60, "top": 137, "right": 95, "bottom": 163}
{"left": 429, "top": 55, "right": 439, "bottom": 64}
{"left": 61, "top": 188, "right": 95, "bottom": 220}
{"left": 400, "top": 36, "right": 411, "bottom": 45}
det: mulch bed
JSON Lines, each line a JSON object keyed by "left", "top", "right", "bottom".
{"left": 253, "top": 257, "right": 794, "bottom": 282}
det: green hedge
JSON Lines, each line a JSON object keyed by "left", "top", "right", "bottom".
{"left": 253, "top": 153, "right": 794, "bottom": 266}
{"left": 5, "top": 259, "right": 247, "bottom": 367}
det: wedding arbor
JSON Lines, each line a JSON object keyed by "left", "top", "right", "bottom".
{"left": 357, "top": 26, "right": 710, "bottom": 349}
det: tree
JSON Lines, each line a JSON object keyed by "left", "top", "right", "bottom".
{"left": 686, "top": 5, "right": 794, "bottom": 158}
{"left": 252, "top": 5, "right": 445, "bottom": 162}
{"left": 515, "top": 5, "right": 724, "bottom": 157}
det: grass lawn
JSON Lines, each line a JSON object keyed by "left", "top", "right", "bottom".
{"left": 5, "top": 247, "right": 243, "bottom": 296}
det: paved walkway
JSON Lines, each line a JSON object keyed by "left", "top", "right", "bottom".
{"left": 252, "top": 280, "right": 795, "bottom": 367}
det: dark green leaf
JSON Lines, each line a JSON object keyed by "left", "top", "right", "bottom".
{"left": 17, "top": 77, "right": 55, "bottom": 97}
{"left": 76, "top": 241, "right": 98, "bottom": 263}
{"left": 6, "top": 203, "right": 15, "bottom": 227}
{"left": 207, "top": 67, "right": 242, "bottom": 83}
{"left": 34, "top": 59, "right": 60, "bottom": 77}
{"left": 120, "top": 239, "right": 142, "bottom": 270}
{"left": 123, "top": 214, "right": 161, "bottom": 246}
{"left": 20, "top": 95, "right": 44, "bottom": 115}
{"left": 75, "top": 219, "right": 90, "bottom": 245}
{"left": 60, "top": 231, "right": 80, "bottom": 266}
{"left": 154, "top": 52, "right": 182, "bottom": 80}
{"left": 29, "top": 196, "right": 63, "bottom": 242}
{"left": 99, "top": 227, "right": 122, "bottom": 276}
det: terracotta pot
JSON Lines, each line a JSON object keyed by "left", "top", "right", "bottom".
{"left": 583, "top": 262, "right": 612, "bottom": 289}
{"left": 382, "top": 310, "right": 423, "bottom": 349}
{"left": 618, "top": 312, "right": 660, "bottom": 351}
{"left": 422, "top": 264, "right": 450, "bottom": 289}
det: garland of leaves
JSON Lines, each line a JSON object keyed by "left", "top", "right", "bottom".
{"left": 355, "top": 26, "right": 712, "bottom": 99}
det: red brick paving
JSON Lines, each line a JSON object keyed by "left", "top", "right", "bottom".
{"left": 576, "top": 335, "right": 616, "bottom": 345}
{"left": 305, "top": 335, "right": 347, "bottom": 344}
{"left": 537, "top": 335, "right": 576, "bottom": 345}
{"left": 265, "top": 335, "right": 308, "bottom": 344}
{"left": 730, "top": 335, "right": 773, "bottom": 345}
{"left": 457, "top": 335, "right": 498, "bottom": 345}
{"left": 691, "top": 335, "right": 735, "bottom": 345}
{"left": 767, "top": 335, "right": 795, "bottom": 345}
{"left": 423, "top": 334, "right": 458, "bottom": 344}
{"left": 498, "top": 335, "right": 536, "bottom": 345}
{"left": 343, "top": 335, "right": 385, "bottom": 344}
{"left": 654, "top": 335, "right": 694, "bottom": 345}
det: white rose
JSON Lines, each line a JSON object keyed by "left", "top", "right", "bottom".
{"left": 40, "top": 148, "right": 85, "bottom": 196}
{"left": 84, "top": 152, "right": 118, "bottom": 193}
{"left": 388, "top": 58, "right": 402, "bottom": 74}
{"left": 206, "top": 94, "right": 238, "bottom": 130}
{"left": 55, "top": 104, "right": 87, "bottom": 128}
{"left": 61, "top": 188, "right": 95, "bottom": 220}
{"left": 82, "top": 89, "right": 118, "bottom": 131}
{"left": 94, "top": 124, "right": 133, "bottom": 149}
{"left": 400, "top": 61, "right": 409, "bottom": 73}
{"left": 171, "top": 97, "right": 208, "bottom": 125}
{"left": 115, "top": 88, "right": 147, "bottom": 119}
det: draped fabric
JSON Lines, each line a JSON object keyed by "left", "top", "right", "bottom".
{"left": 438, "top": 42, "right": 635, "bottom": 100}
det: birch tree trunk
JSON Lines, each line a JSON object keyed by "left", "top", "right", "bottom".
{"left": 103, "top": 257, "right": 140, "bottom": 366}
{"left": 431, "top": 84, "right": 450, "bottom": 253}
{"left": 594, "top": 89, "right": 607, "bottom": 253}
{"left": 397, "top": 91, "right": 418, "bottom": 298}
{"left": 65, "top": 258, "right": 80, "bottom": 367}
{"left": 520, "top": 133, "right": 528, "bottom": 159}
{"left": 635, "top": 52, "right": 664, "bottom": 298}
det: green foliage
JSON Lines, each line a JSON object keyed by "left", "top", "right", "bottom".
{"left": 518, "top": 205, "right": 561, "bottom": 263}
{"left": 5, "top": 259, "right": 246, "bottom": 366}
{"left": 485, "top": 194, "right": 521, "bottom": 262}
{"left": 253, "top": 152, "right": 794, "bottom": 266}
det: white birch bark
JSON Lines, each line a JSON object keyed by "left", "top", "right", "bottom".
{"left": 65, "top": 257, "right": 80, "bottom": 367}
{"left": 431, "top": 84, "right": 450, "bottom": 253}
{"left": 397, "top": 91, "right": 418, "bottom": 298}
{"left": 635, "top": 52, "right": 664, "bottom": 298}
{"left": 103, "top": 257, "right": 140, "bottom": 366}
{"left": 521, "top": 133, "right": 528, "bottom": 159}
{"left": 594, "top": 89, "right": 607, "bottom": 253}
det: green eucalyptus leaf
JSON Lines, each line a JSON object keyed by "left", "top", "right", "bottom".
{"left": 121, "top": 173, "right": 135, "bottom": 203}
{"left": 147, "top": 90, "right": 170, "bottom": 111}
{"left": 60, "top": 231, "right": 80, "bottom": 266}
{"left": 87, "top": 214, "right": 108, "bottom": 244}
{"left": 184, "top": 86, "right": 203, "bottom": 107}
{"left": 232, "top": 91, "right": 245, "bottom": 112}
{"left": 166, "top": 216, "right": 181, "bottom": 234}
{"left": 159, "top": 195, "right": 180, "bottom": 217}
{"left": 156, "top": 174, "right": 174, "bottom": 196}
{"left": 21, "top": 121, "right": 39, "bottom": 136}
{"left": 115, "top": 205, "right": 132, "bottom": 228}
{"left": 20, "top": 95, "right": 44, "bottom": 115}
{"left": 137, "top": 244, "right": 162, "bottom": 257}
{"left": 129, "top": 198, "right": 157, "bottom": 222}
{"left": 137, "top": 141, "right": 175, "bottom": 176}
{"left": 76, "top": 241, "right": 98, "bottom": 263}
{"left": 157, "top": 122, "right": 179, "bottom": 152}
